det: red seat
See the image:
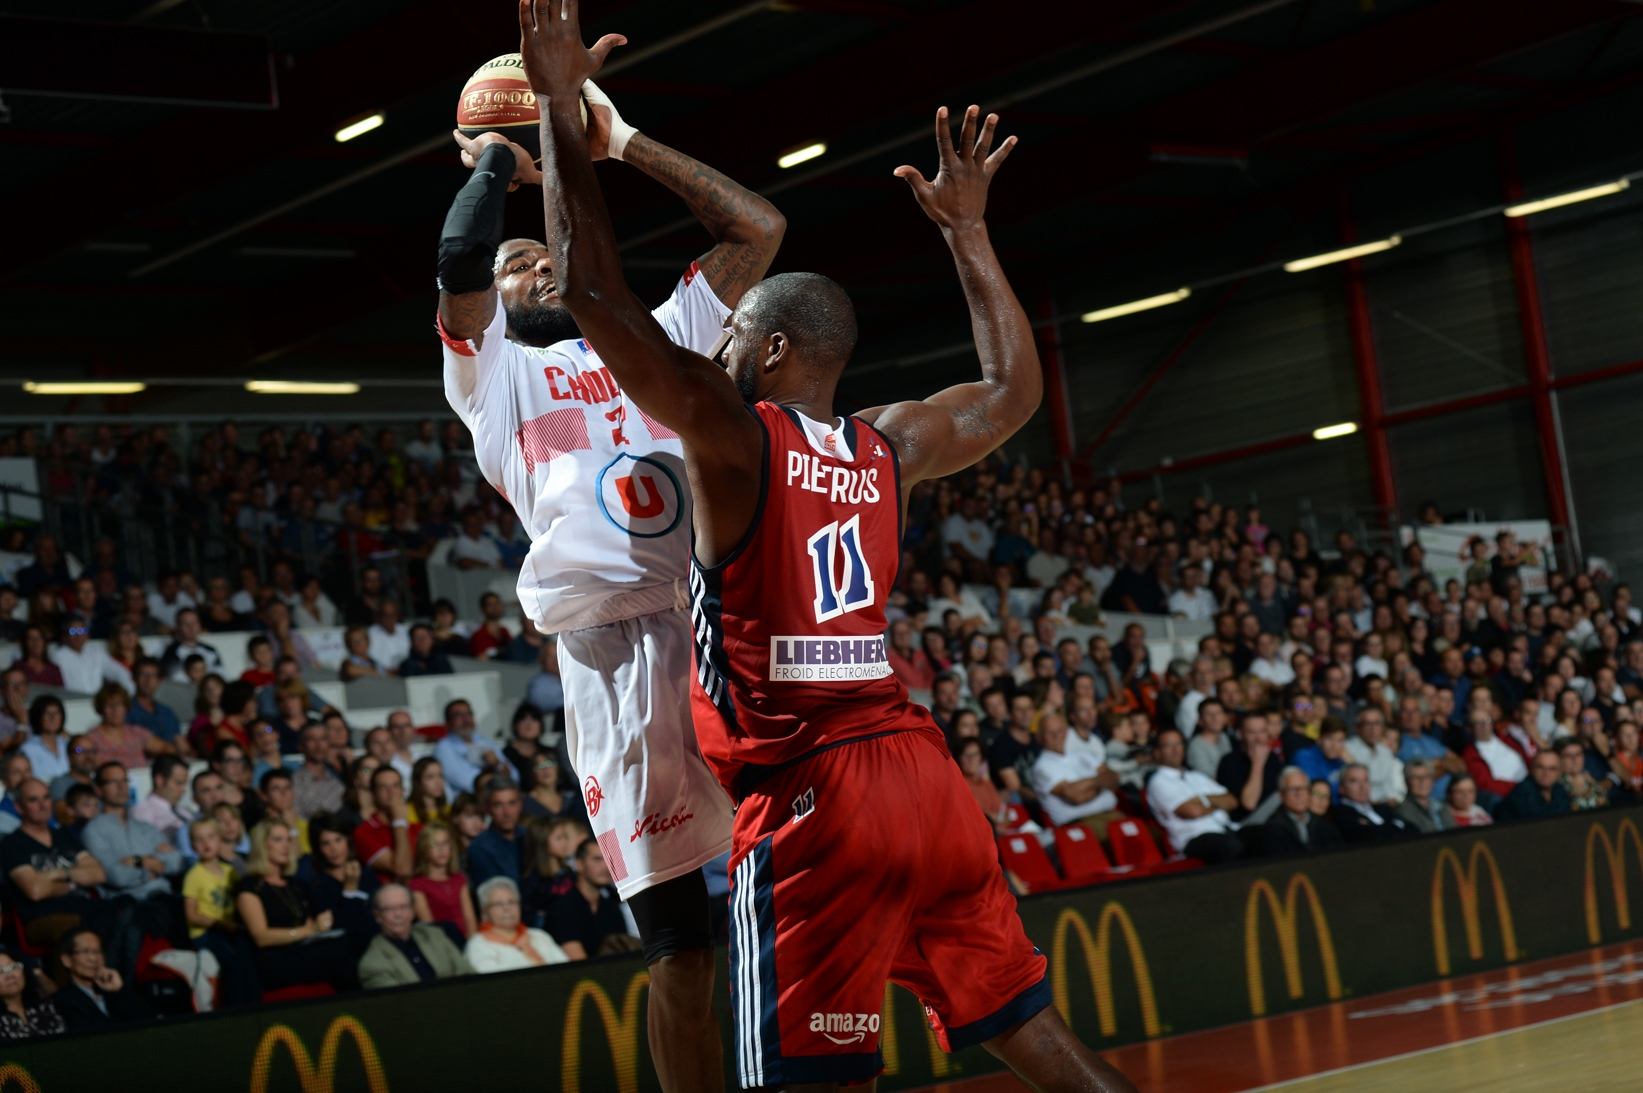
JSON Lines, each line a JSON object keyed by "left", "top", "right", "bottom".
{"left": 1053, "top": 825, "right": 1114, "bottom": 886}
{"left": 1108, "top": 819, "right": 1205, "bottom": 876}
{"left": 1108, "top": 819, "right": 1164, "bottom": 869}
{"left": 1002, "top": 803, "right": 1031, "bottom": 832}
{"left": 996, "top": 833, "right": 1061, "bottom": 892}
{"left": 262, "top": 983, "right": 336, "bottom": 1004}
{"left": 133, "top": 934, "right": 177, "bottom": 983}
{"left": 6, "top": 910, "right": 44, "bottom": 959}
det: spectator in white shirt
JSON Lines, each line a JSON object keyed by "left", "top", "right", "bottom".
{"left": 924, "top": 572, "right": 993, "bottom": 634}
{"left": 294, "top": 575, "right": 340, "bottom": 630}
{"left": 1065, "top": 697, "right": 1106, "bottom": 762}
{"left": 1024, "top": 530, "right": 1069, "bottom": 588}
{"left": 941, "top": 497, "right": 993, "bottom": 577}
{"left": 1080, "top": 542, "right": 1116, "bottom": 602}
{"left": 158, "top": 609, "right": 222, "bottom": 683}
{"left": 1249, "top": 631, "right": 1296, "bottom": 689}
{"left": 49, "top": 618, "right": 134, "bottom": 696}
{"left": 451, "top": 508, "right": 503, "bottom": 570}
{"left": 145, "top": 571, "right": 195, "bottom": 632}
{"left": 229, "top": 566, "right": 261, "bottom": 616}
{"left": 1167, "top": 565, "right": 1216, "bottom": 622}
{"left": 1174, "top": 656, "right": 1217, "bottom": 738}
{"left": 1147, "top": 729, "right": 1251, "bottom": 863}
{"left": 1343, "top": 707, "right": 1406, "bottom": 805}
{"left": 403, "top": 420, "right": 444, "bottom": 472}
{"left": 1353, "top": 632, "right": 1389, "bottom": 682}
{"left": 367, "top": 601, "right": 412, "bottom": 674}
{"left": 1028, "top": 714, "right": 1124, "bottom": 839}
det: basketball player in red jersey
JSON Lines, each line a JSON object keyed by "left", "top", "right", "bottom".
{"left": 523, "top": 3, "right": 1136, "bottom": 1090}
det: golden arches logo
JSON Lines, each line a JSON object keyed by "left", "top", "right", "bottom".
{"left": 1050, "top": 904, "right": 1160, "bottom": 1039}
{"left": 249, "top": 1016, "right": 390, "bottom": 1093}
{"left": 561, "top": 971, "right": 650, "bottom": 1093}
{"left": 1584, "top": 819, "right": 1643, "bottom": 944}
{"left": 0, "top": 1065, "right": 40, "bottom": 1093}
{"left": 879, "top": 981, "right": 949, "bottom": 1079}
{"left": 1431, "top": 842, "right": 1519, "bottom": 975}
{"left": 1243, "top": 874, "right": 1342, "bottom": 1017}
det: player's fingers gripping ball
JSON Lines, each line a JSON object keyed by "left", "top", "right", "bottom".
{"left": 457, "top": 52, "right": 587, "bottom": 163}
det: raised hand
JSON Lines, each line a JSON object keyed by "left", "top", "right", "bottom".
{"left": 894, "top": 105, "right": 1017, "bottom": 233}
{"left": 452, "top": 130, "right": 543, "bottom": 190}
{"left": 518, "top": 0, "right": 626, "bottom": 101}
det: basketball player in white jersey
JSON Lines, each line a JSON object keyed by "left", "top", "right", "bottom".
{"left": 437, "top": 80, "right": 783, "bottom": 1093}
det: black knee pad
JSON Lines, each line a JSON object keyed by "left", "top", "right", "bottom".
{"left": 628, "top": 869, "right": 714, "bottom": 964}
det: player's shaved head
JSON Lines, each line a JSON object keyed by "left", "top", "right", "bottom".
{"left": 729, "top": 272, "right": 857, "bottom": 400}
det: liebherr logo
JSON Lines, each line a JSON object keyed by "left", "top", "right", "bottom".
{"left": 809, "top": 1011, "right": 880, "bottom": 1044}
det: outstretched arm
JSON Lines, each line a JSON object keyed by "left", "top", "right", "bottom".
{"left": 857, "top": 106, "right": 1040, "bottom": 488}
{"left": 622, "top": 132, "right": 785, "bottom": 308}
{"left": 521, "top": 0, "right": 762, "bottom": 556}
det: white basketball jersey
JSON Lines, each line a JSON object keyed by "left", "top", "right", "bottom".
{"left": 441, "top": 264, "right": 729, "bottom": 633}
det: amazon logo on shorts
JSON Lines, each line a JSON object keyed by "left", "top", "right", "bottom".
{"left": 596, "top": 453, "right": 683, "bottom": 538}
{"left": 809, "top": 1011, "right": 879, "bottom": 1045}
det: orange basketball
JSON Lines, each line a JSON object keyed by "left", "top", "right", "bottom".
{"left": 456, "top": 52, "right": 585, "bottom": 162}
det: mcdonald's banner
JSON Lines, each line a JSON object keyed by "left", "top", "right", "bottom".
{"left": 5, "top": 807, "right": 1643, "bottom": 1091}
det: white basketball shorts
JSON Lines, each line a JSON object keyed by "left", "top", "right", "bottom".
{"left": 559, "top": 606, "right": 734, "bottom": 900}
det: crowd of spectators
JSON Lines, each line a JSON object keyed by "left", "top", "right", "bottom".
{"left": 0, "top": 420, "right": 635, "bottom": 1033}
{"left": 0, "top": 424, "right": 1636, "bottom": 1032}
{"left": 0, "top": 418, "right": 534, "bottom": 651}
{"left": 0, "top": 678, "right": 641, "bottom": 1034}
{"left": 889, "top": 456, "right": 1641, "bottom": 876}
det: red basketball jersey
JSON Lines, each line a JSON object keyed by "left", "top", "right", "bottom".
{"left": 690, "top": 402, "right": 938, "bottom": 796}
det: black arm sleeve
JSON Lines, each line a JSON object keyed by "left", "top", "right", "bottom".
{"left": 436, "top": 142, "right": 517, "bottom": 295}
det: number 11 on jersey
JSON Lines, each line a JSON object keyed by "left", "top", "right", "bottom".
{"left": 807, "top": 515, "right": 875, "bottom": 624}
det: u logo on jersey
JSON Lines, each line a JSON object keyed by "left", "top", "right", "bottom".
{"left": 596, "top": 453, "right": 684, "bottom": 538}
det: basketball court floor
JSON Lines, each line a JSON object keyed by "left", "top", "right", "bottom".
{"left": 917, "top": 939, "right": 1643, "bottom": 1093}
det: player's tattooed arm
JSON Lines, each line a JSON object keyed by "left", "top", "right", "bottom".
{"left": 860, "top": 106, "right": 1039, "bottom": 487}
{"left": 438, "top": 288, "right": 497, "bottom": 344}
{"left": 622, "top": 133, "right": 786, "bottom": 308}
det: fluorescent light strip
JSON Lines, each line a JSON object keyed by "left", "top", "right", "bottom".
{"left": 334, "top": 114, "right": 384, "bottom": 143}
{"left": 245, "top": 380, "right": 361, "bottom": 395}
{"left": 23, "top": 381, "right": 147, "bottom": 395}
{"left": 1313, "top": 422, "right": 1358, "bottom": 440}
{"left": 1505, "top": 178, "right": 1629, "bottom": 218}
{"left": 1284, "top": 236, "right": 1401, "bottom": 273}
{"left": 1081, "top": 288, "right": 1192, "bottom": 323}
{"left": 777, "top": 142, "right": 826, "bottom": 169}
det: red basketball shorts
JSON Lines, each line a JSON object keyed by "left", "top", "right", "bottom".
{"left": 726, "top": 727, "right": 1049, "bottom": 1088}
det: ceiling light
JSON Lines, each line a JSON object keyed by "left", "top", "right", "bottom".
{"left": 777, "top": 142, "right": 826, "bottom": 169}
{"left": 245, "top": 380, "right": 361, "bottom": 395}
{"left": 1504, "top": 178, "right": 1629, "bottom": 218}
{"left": 1081, "top": 288, "right": 1192, "bottom": 323}
{"left": 23, "top": 381, "right": 146, "bottom": 395}
{"left": 1284, "top": 236, "right": 1401, "bottom": 273}
{"left": 1313, "top": 422, "right": 1358, "bottom": 440}
{"left": 334, "top": 114, "right": 384, "bottom": 143}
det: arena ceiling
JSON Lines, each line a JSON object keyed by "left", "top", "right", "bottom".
{"left": 1, "top": 0, "right": 1640, "bottom": 416}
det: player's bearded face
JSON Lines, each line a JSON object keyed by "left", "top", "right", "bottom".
{"left": 722, "top": 337, "right": 760, "bottom": 404}
{"left": 504, "top": 293, "right": 582, "bottom": 346}
{"left": 730, "top": 358, "right": 759, "bottom": 404}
